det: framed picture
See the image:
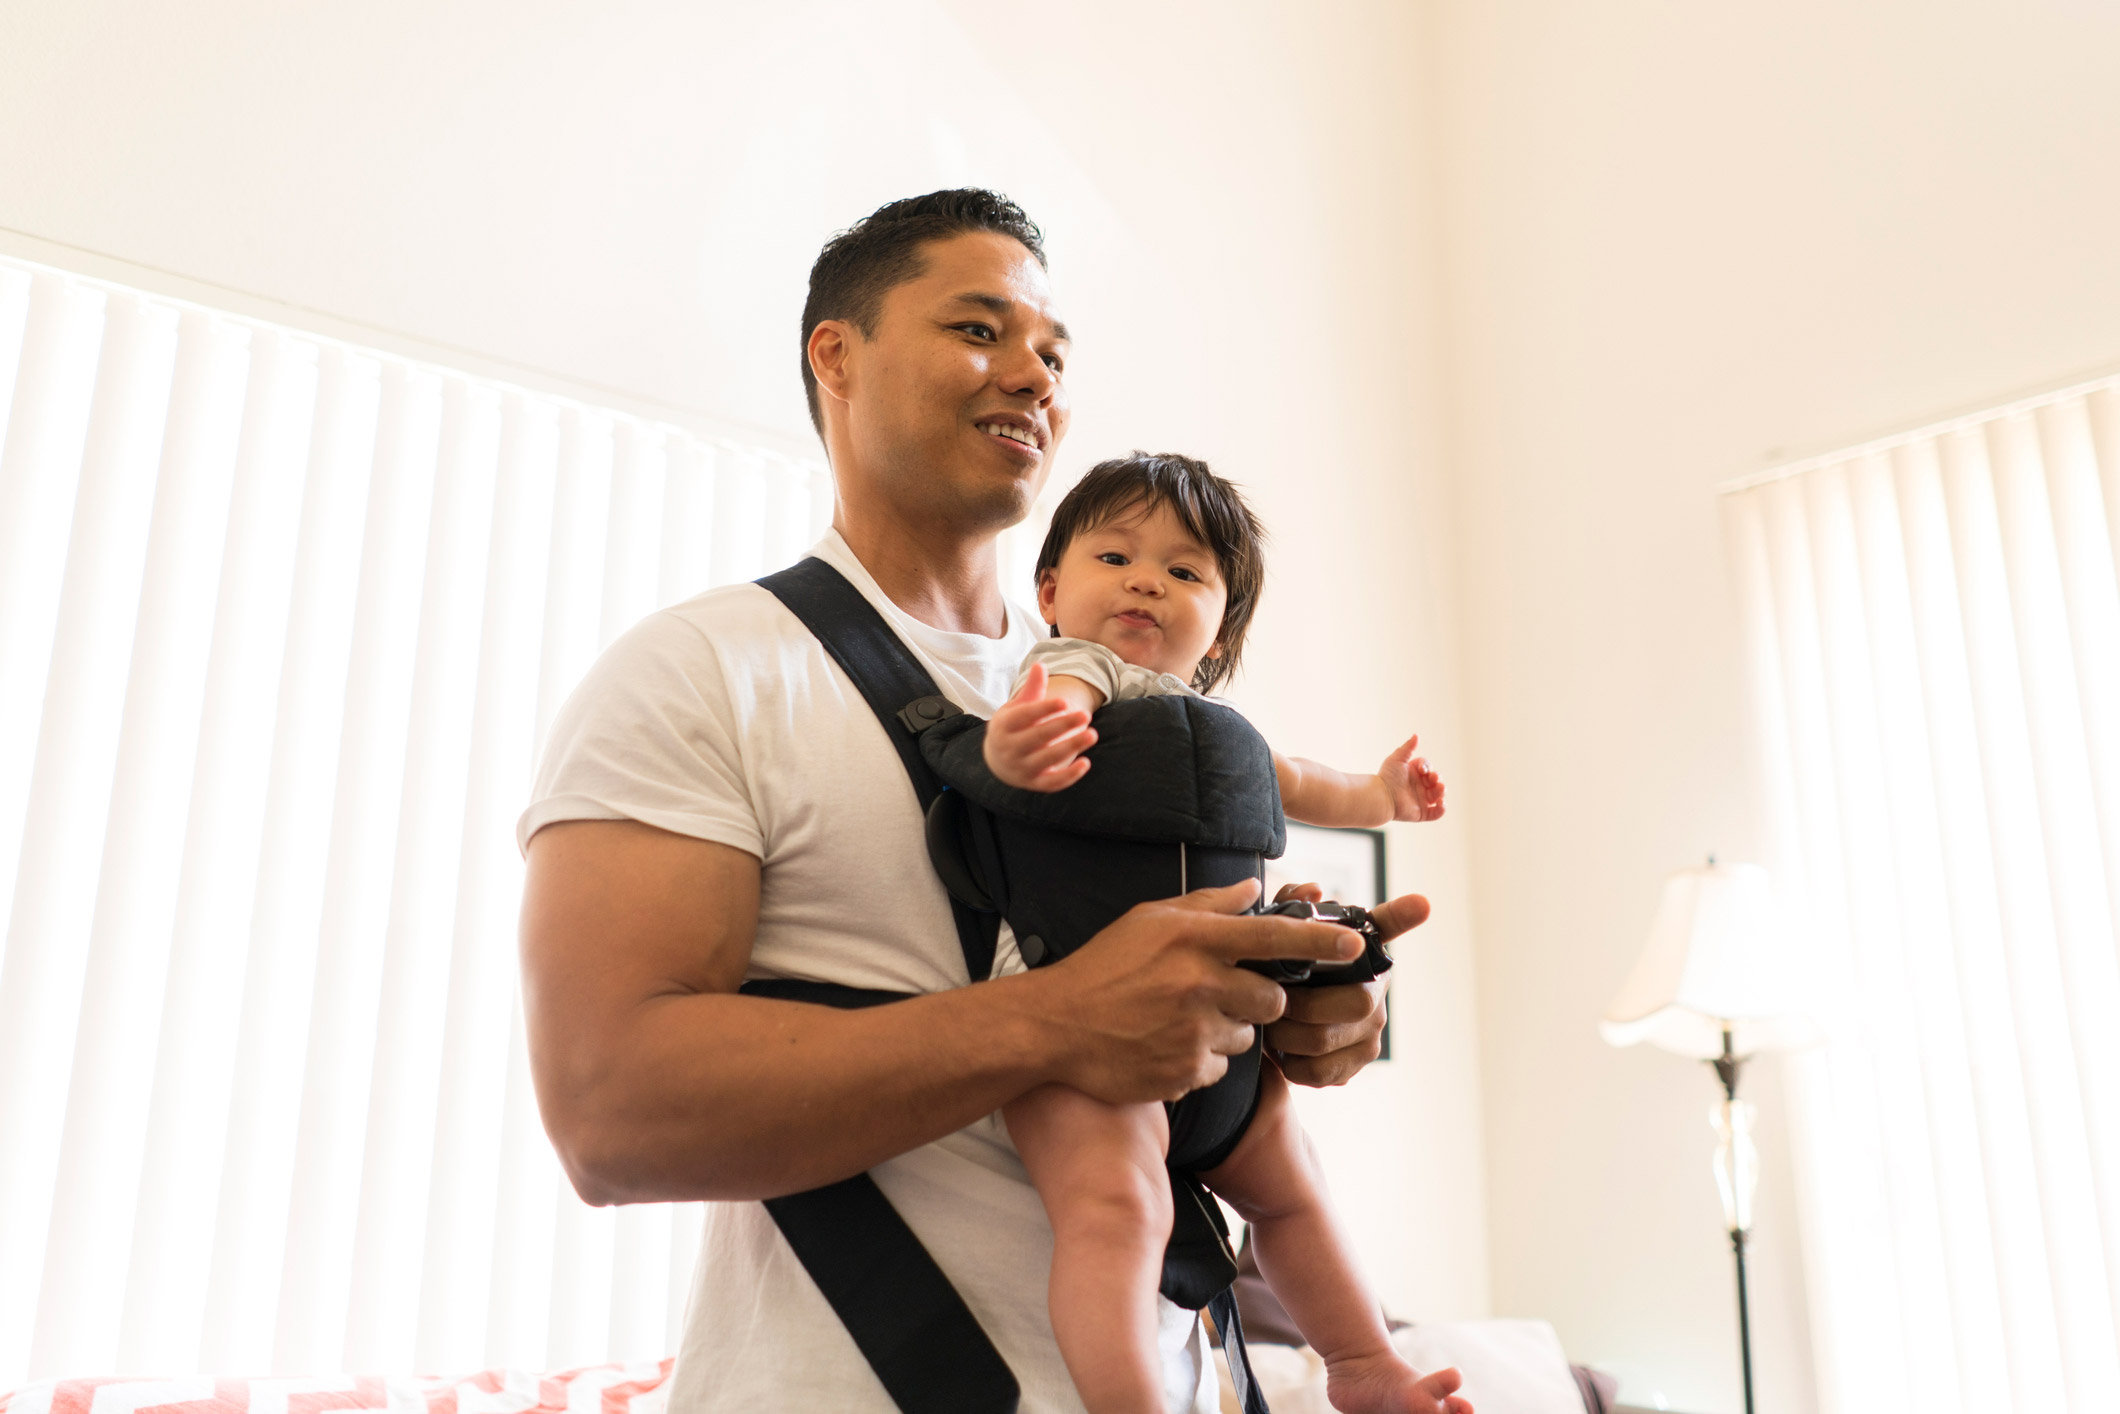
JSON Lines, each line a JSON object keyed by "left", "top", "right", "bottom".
{"left": 1264, "top": 823, "right": 1391, "bottom": 1060}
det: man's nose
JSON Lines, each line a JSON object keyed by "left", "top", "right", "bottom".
{"left": 1000, "top": 343, "right": 1057, "bottom": 402}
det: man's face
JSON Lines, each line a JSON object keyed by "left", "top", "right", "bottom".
{"left": 825, "top": 230, "right": 1072, "bottom": 532}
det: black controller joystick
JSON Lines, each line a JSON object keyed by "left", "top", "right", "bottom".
{"left": 1241, "top": 898, "right": 1394, "bottom": 987}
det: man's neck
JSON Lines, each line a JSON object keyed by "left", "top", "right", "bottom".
{"left": 833, "top": 509, "right": 1010, "bottom": 638}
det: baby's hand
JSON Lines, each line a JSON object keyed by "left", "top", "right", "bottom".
{"left": 1380, "top": 733, "right": 1446, "bottom": 822}
{"left": 983, "top": 662, "right": 1098, "bottom": 792}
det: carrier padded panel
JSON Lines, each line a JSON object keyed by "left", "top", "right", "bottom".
{"left": 919, "top": 694, "right": 1287, "bottom": 858}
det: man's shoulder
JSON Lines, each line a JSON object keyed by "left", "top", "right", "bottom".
{"left": 610, "top": 582, "right": 816, "bottom": 668}
{"left": 562, "top": 583, "right": 823, "bottom": 720}
{"left": 655, "top": 580, "right": 791, "bottom": 638}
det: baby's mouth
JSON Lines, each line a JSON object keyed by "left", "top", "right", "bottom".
{"left": 1116, "top": 611, "right": 1158, "bottom": 627}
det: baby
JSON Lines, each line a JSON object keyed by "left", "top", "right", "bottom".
{"left": 985, "top": 453, "right": 1468, "bottom": 1414}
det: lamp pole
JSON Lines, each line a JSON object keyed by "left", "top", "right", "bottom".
{"left": 1711, "top": 1025, "right": 1757, "bottom": 1414}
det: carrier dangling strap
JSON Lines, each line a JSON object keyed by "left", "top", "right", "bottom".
{"left": 1210, "top": 1287, "right": 1271, "bottom": 1414}
{"left": 749, "top": 559, "right": 1017, "bottom": 1414}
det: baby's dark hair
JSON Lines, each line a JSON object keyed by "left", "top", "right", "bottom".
{"left": 1034, "top": 452, "right": 1267, "bottom": 694}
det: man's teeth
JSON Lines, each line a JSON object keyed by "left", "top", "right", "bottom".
{"left": 979, "top": 422, "right": 1038, "bottom": 449}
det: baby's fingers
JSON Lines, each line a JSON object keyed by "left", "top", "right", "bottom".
{"left": 1008, "top": 709, "right": 1093, "bottom": 756}
{"left": 990, "top": 695, "right": 1071, "bottom": 734}
{"left": 1018, "top": 725, "right": 1097, "bottom": 779}
{"left": 1008, "top": 660, "right": 1048, "bottom": 705}
{"left": 1021, "top": 756, "right": 1092, "bottom": 792}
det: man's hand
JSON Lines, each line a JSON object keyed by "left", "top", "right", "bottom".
{"left": 1263, "top": 881, "right": 1429, "bottom": 1086}
{"left": 982, "top": 661, "right": 1098, "bottom": 791}
{"left": 1011, "top": 877, "right": 1363, "bottom": 1104}
{"left": 1379, "top": 733, "right": 1446, "bottom": 822}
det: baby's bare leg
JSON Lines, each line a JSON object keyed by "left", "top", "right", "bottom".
{"left": 1004, "top": 1084, "right": 1174, "bottom": 1414}
{"left": 1203, "top": 1065, "right": 1472, "bottom": 1414}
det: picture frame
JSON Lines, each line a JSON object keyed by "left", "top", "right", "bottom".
{"left": 1264, "top": 823, "right": 1392, "bottom": 1060}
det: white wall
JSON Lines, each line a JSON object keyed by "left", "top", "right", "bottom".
{"left": 1434, "top": 0, "right": 2120, "bottom": 1408}
{"left": 0, "top": 0, "right": 1487, "bottom": 1327}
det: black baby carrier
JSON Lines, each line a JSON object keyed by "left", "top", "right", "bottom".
{"left": 742, "top": 558, "right": 1391, "bottom": 1414}
{"left": 920, "top": 688, "right": 1289, "bottom": 1180}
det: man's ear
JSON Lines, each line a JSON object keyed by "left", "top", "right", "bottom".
{"left": 808, "top": 319, "right": 857, "bottom": 413}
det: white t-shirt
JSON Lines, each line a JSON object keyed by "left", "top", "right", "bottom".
{"left": 518, "top": 531, "right": 1215, "bottom": 1414}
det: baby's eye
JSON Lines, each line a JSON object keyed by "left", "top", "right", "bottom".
{"left": 1098, "top": 552, "right": 1128, "bottom": 566}
{"left": 1170, "top": 566, "right": 1201, "bottom": 583}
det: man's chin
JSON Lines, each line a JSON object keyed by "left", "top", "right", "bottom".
{"left": 951, "top": 467, "right": 1042, "bottom": 532}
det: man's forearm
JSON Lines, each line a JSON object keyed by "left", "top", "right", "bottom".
{"left": 535, "top": 970, "right": 1066, "bottom": 1205}
{"left": 521, "top": 821, "right": 1379, "bottom": 1209}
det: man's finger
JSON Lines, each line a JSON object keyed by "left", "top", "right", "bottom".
{"left": 1367, "top": 891, "right": 1430, "bottom": 941}
{"left": 1206, "top": 973, "right": 1292, "bottom": 1028}
{"left": 1194, "top": 911, "right": 1364, "bottom": 965}
{"left": 1273, "top": 880, "right": 1325, "bottom": 905}
{"left": 1272, "top": 978, "right": 1388, "bottom": 1056}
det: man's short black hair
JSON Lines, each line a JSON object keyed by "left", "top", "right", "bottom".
{"left": 800, "top": 189, "right": 1048, "bottom": 437}
{"left": 1034, "top": 453, "right": 1268, "bottom": 695}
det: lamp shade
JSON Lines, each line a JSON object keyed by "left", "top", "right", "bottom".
{"left": 1600, "top": 860, "right": 1821, "bottom": 1058}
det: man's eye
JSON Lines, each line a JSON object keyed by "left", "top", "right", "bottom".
{"left": 958, "top": 323, "right": 997, "bottom": 340}
{"left": 1042, "top": 354, "right": 1065, "bottom": 372}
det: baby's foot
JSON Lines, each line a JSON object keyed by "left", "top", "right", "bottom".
{"left": 1322, "top": 1352, "right": 1471, "bottom": 1414}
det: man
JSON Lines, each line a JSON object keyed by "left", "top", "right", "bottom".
{"left": 517, "top": 190, "right": 1424, "bottom": 1412}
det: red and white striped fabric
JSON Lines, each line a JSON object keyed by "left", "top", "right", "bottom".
{"left": 0, "top": 1361, "right": 674, "bottom": 1414}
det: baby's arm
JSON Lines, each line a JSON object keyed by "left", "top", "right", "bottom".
{"left": 1274, "top": 734, "right": 1446, "bottom": 828}
{"left": 984, "top": 661, "right": 1106, "bottom": 791}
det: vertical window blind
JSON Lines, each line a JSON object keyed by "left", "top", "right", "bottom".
{"left": 0, "top": 253, "right": 838, "bottom": 1386}
{"left": 1724, "top": 375, "right": 2120, "bottom": 1414}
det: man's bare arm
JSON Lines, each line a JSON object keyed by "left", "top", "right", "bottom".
{"left": 520, "top": 818, "right": 1366, "bottom": 1206}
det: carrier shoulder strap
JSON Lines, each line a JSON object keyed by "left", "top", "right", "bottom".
{"left": 760, "top": 556, "right": 998, "bottom": 983}
{"left": 746, "top": 557, "right": 1017, "bottom": 1414}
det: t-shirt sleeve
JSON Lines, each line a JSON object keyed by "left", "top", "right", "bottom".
{"left": 1014, "top": 636, "right": 1196, "bottom": 704}
{"left": 516, "top": 609, "right": 763, "bottom": 858}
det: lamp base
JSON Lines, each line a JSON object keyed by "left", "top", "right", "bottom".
{"left": 1730, "top": 1225, "right": 1755, "bottom": 1414}
{"left": 1711, "top": 1026, "right": 1758, "bottom": 1414}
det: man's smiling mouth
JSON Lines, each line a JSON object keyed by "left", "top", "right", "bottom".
{"left": 976, "top": 420, "right": 1041, "bottom": 451}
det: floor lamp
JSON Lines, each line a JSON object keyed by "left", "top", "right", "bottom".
{"left": 1600, "top": 860, "right": 1818, "bottom": 1414}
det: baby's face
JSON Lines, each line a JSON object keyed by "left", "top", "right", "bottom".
{"left": 1038, "top": 500, "right": 1228, "bottom": 684}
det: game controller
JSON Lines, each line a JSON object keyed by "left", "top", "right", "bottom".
{"left": 1241, "top": 898, "right": 1394, "bottom": 986}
